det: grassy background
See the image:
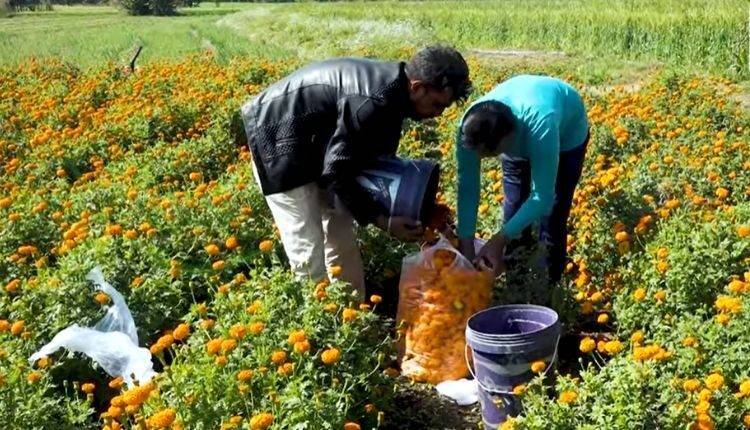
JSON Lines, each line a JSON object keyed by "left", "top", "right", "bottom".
{"left": 2, "top": 1, "right": 748, "bottom": 79}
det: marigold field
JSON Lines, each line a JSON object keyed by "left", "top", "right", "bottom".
{"left": 2, "top": 9, "right": 750, "bottom": 430}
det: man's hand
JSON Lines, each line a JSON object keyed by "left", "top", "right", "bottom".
{"left": 474, "top": 233, "right": 507, "bottom": 277}
{"left": 458, "top": 237, "right": 476, "bottom": 261}
{"left": 375, "top": 215, "right": 424, "bottom": 242}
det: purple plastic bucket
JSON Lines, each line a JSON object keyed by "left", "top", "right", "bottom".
{"left": 355, "top": 156, "right": 439, "bottom": 224}
{"left": 465, "top": 305, "right": 561, "bottom": 428}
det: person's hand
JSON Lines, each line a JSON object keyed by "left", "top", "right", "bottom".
{"left": 458, "top": 237, "right": 476, "bottom": 261}
{"left": 376, "top": 215, "right": 424, "bottom": 242}
{"left": 474, "top": 233, "right": 507, "bottom": 277}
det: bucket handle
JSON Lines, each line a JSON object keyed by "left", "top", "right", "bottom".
{"left": 464, "top": 334, "right": 561, "bottom": 396}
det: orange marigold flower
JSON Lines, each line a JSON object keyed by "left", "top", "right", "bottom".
{"left": 321, "top": 348, "right": 341, "bottom": 365}
{"left": 294, "top": 340, "right": 311, "bottom": 354}
{"left": 330, "top": 265, "right": 343, "bottom": 277}
{"left": 558, "top": 390, "right": 578, "bottom": 405}
{"left": 258, "top": 240, "right": 274, "bottom": 253}
{"left": 27, "top": 372, "right": 42, "bottom": 384}
{"left": 206, "top": 338, "right": 222, "bottom": 355}
{"left": 370, "top": 294, "right": 383, "bottom": 304}
{"left": 147, "top": 408, "right": 176, "bottom": 429}
{"left": 343, "top": 422, "right": 361, "bottom": 430}
{"left": 229, "top": 323, "right": 247, "bottom": 340}
{"left": 271, "top": 350, "right": 287, "bottom": 365}
{"left": 683, "top": 379, "right": 701, "bottom": 392}
{"left": 237, "top": 370, "right": 253, "bottom": 382}
{"left": 173, "top": 323, "right": 190, "bottom": 341}
{"left": 10, "top": 320, "right": 25, "bottom": 336}
{"left": 287, "top": 329, "right": 307, "bottom": 345}
{"left": 249, "top": 321, "right": 265, "bottom": 334}
{"left": 530, "top": 360, "right": 545, "bottom": 373}
{"left": 249, "top": 412, "right": 274, "bottom": 430}
{"left": 109, "top": 377, "right": 124, "bottom": 389}
{"left": 221, "top": 339, "right": 237, "bottom": 353}
{"left": 225, "top": 236, "right": 239, "bottom": 250}
{"left": 81, "top": 382, "right": 95, "bottom": 394}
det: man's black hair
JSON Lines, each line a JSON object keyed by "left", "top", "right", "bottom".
{"left": 405, "top": 45, "right": 472, "bottom": 101}
{"left": 460, "top": 101, "right": 514, "bottom": 153}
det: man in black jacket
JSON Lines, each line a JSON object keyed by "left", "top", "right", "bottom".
{"left": 240, "top": 46, "right": 471, "bottom": 296}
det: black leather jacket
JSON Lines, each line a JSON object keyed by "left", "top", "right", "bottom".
{"left": 240, "top": 58, "right": 412, "bottom": 226}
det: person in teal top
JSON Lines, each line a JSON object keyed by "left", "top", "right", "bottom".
{"left": 456, "top": 75, "right": 589, "bottom": 283}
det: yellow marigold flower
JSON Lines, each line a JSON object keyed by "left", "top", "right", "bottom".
{"left": 321, "top": 348, "right": 341, "bottom": 365}
{"left": 736, "top": 380, "right": 750, "bottom": 398}
{"left": 694, "top": 400, "right": 710, "bottom": 414}
{"left": 249, "top": 412, "right": 273, "bottom": 430}
{"left": 698, "top": 388, "right": 712, "bottom": 402}
{"left": 500, "top": 418, "right": 516, "bottom": 430}
{"left": 589, "top": 291, "right": 604, "bottom": 303}
{"left": 579, "top": 337, "right": 596, "bottom": 354}
{"left": 324, "top": 303, "right": 338, "bottom": 313}
{"left": 173, "top": 323, "right": 190, "bottom": 341}
{"left": 597, "top": 313, "right": 609, "bottom": 324}
{"left": 147, "top": 408, "right": 176, "bottom": 429}
{"left": 682, "top": 336, "right": 698, "bottom": 347}
{"left": 656, "top": 261, "right": 669, "bottom": 273}
{"left": 271, "top": 350, "right": 287, "bottom": 365}
{"left": 35, "top": 356, "right": 50, "bottom": 369}
{"left": 715, "top": 314, "right": 730, "bottom": 325}
{"left": 530, "top": 360, "right": 545, "bottom": 373}
{"left": 370, "top": 294, "right": 383, "bottom": 304}
{"left": 81, "top": 382, "right": 95, "bottom": 394}
{"left": 743, "top": 414, "right": 750, "bottom": 427}
{"left": 654, "top": 290, "right": 666, "bottom": 302}
{"left": 683, "top": 379, "right": 701, "bottom": 392}
{"left": 633, "top": 288, "right": 646, "bottom": 302}
{"left": 705, "top": 373, "right": 724, "bottom": 391}
{"left": 630, "top": 330, "right": 645, "bottom": 344}
{"left": 558, "top": 390, "right": 578, "bottom": 405}
{"left": 342, "top": 308, "right": 358, "bottom": 323}
{"left": 604, "top": 340, "right": 623, "bottom": 355}
{"left": 215, "top": 355, "right": 228, "bottom": 366}
{"left": 738, "top": 225, "right": 750, "bottom": 238}
{"left": 656, "top": 247, "right": 669, "bottom": 259}
{"left": 237, "top": 370, "right": 253, "bottom": 382}
{"left": 715, "top": 187, "right": 729, "bottom": 199}
{"left": 728, "top": 280, "right": 747, "bottom": 293}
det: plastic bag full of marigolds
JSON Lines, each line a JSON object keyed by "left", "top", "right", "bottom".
{"left": 396, "top": 236, "right": 493, "bottom": 384}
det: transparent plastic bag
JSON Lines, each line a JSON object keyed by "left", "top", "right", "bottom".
{"left": 396, "top": 237, "right": 493, "bottom": 384}
{"left": 29, "top": 267, "right": 155, "bottom": 386}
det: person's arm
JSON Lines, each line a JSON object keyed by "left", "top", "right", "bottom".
{"left": 455, "top": 127, "right": 481, "bottom": 257}
{"left": 499, "top": 114, "right": 560, "bottom": 239}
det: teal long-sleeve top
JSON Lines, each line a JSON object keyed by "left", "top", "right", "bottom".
{"left": 456, "top": 75, "right": 589, "bottom": 240}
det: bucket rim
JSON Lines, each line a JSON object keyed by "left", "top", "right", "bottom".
{"left": 466, "top": 304, "right": 560, "bottom": 339}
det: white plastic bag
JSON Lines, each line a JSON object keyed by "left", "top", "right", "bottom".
{"left": 29, "top": 267, "right": 155, "bottom": 386}
{"left": 435, "top": 378, "right": 479, "bottom": 406}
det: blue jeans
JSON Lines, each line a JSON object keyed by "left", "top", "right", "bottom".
{"left": 501, "top": 133, "right": 588, "bottom": 283}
